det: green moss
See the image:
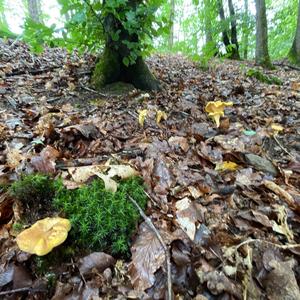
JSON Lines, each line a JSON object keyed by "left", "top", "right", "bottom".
{"left": 246, "top": 68, "right": 282, "bottom": 85}
{"left": 100, "top": 81, "right": 135, "bottom": 96}
{"left": 9, "top": 174, "right": 56, "bottom": 207}
{"left": 12, "top": 222, "right": 24, "bottom": 233}
{"left": 9, "top": 174, "right": 56, "bottom": 223}
{"left": 288, "top": 48, "right": 300, "bottom": 66}
{"left": 33, "top": 246, "right": 76, "bottom": 276}
{"left": 91, "top": 48, "right": 121, "bottom": 90}
{"left": 9, "top": 173, "right": 147, "bottom": 256}
{"left": 0, "top": 184, "right": 8, "bottom": 193}
{"left": 53, "top": 176, "right": 147, "bottom": 256}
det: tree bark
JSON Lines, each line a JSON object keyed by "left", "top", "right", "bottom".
{"left": 228, "top": 0, "right": 240, "bottom": 59}
{"left": 92, "top": 0, "right": 160, "bottom": 91}
{"left": 168, "top": 0, "right": 175, "bottom": 49}
{"left": 255, "top": 0, "right": 272, "bottom": 67}
{"left": 242, "top": 0, "right": 249, "bottom": 59}
{"left": 218, "top": 0, "right": 231, "bottom": 49}
{"left": 203, "top": 0, "right": 218, "bottom": 56}
{"left": 289, "top": 0, "right": 300, "bottom": 65}
{"left": 27, "top": 0, "right": 42, "bottom": 23}
{"left": 0, "top": 0, "right": 8, "bottom": 28}
{"left": 217, "top": 0, "right": 238, "bottom": 59}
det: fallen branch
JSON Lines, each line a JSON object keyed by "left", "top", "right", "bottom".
{"left": 79, "top": 83, "right": 108, "bottom": 97}
{"left": 5, "top": 66, "right": 59, "bottom": 77}
{"left": 56, "top": 148, "right": 143, "bottom": 169}
{"left": 273, "top": 135, "right": 297, "bottom": 162}
{"left": 0, "top": 287, "right": 47, "bottom": 296}
{"left": 263, "top": 180, "right": 300, "bottom": 212}
{"left": 273, "top": 62, "right": 300, "bottom": 71}
{"left": 127, "top": 195, "right": 173, "bottom": 300}
{"left": 234, "top": 238, "right": 300, "bottom": 251}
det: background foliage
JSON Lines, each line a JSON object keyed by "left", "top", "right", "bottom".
{"left": 0, "top": 0, "right": 298, "bottom": 61}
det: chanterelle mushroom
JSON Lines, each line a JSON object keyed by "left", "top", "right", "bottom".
{"left": 205, "top": 101, "right": 233, "bottom": 127}
{"left": 16, "top": 217, "right": 71, "bottom": 256}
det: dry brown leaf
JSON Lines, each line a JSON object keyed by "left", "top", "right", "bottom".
{"left": 129, "top": 222, "right": 173, "bottom": 292}
{"left": 31, "top": 145, "right": 60, "bottom": 173}
{"left": 263, "top": 180, "right": 296, "bottom": 209}
{"left": 107, "top": 165, "right": 139, "bottom": 179}
{"left": 6, "top": 148, "right": 24, "bottom": 169}
{"left": 0, "top": 192, "right": 13, "bottom": 223}
{"left": 175, "top": 197, "right": 202, "bottom": 240}
{"left": 168, "top": 136, "right": 189, "bottom": 152}
{"left": 95, "top": 173, "right": 118, "bottom": 193}
{"left": 68, "top": 165, "right": 107, "bottom": 183}
{"left": 78, "top": 252, "right": 115, "bottom": 275}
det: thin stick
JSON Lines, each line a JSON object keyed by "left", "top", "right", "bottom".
{"left": 127, "top": 195, "right": 173, "bottom": 300}
{"left": 79, "top": 83, "right": 108, "bottom": 97}
{"left": 0, "top": 287, "right": 46, "bottom": 296}
{"left": 143, "top": 190, "right": 161, "bottom": 208}
{"left": 82, "top": 0, "right": 105, "bottom": 29}
{"left": 233, "top": 238, "right": 300, "bottom": 251}
{"left": 273, "top": 135, "right": 297, "bottom": 162}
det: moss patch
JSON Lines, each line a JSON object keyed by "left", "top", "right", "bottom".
{"left": 91, "top": 48, "right": 121, "bottom": 90}
{"left": 100, "top": 81, "right": 136, "bottom": 96}
{"left": 288, "top": 48, "right": 300, "bottom": 66}
{"left": 9, "top": 174, "right": 56, "bottom": 223}
{"left": 246, "top": 68, "right": 282, "bottom": 85}
{"left": 53, "top": 176, "right": 147, "bottom": 256}
{"left": 9, "top": 174, "right": 147, "bottom": 256}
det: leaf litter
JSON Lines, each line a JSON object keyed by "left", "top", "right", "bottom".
{"left": 0, "top": 39, "right": 300, "bottom": 299}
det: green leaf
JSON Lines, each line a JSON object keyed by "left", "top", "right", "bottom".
{"left": 122, "top": 57, "right": 130, "bottom": 66}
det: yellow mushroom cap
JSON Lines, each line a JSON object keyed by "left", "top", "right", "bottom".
{"left": 16, "top": 217, "right": 71, "bottom": 256}
{"left": 215, "top": 161, "right": 239, "bottom": 171}
{"left": 271, "top": 123, "right": 284, "bottom": 134}
{"left": 205, "top": 101, "right": 233, "bottom": 127}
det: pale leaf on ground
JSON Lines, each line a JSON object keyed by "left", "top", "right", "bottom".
{"left": 129, "top": 222, "right": 174, "bottom": 292}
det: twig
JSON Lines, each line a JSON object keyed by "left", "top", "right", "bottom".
{"left": 233, "top": 238, "right": 300, "bottom": 251}
{"left": 56, "top": 148, "right": 143, "bottom": 169}
{"left": 82, "top": 0, "right": 105, "bottom": 29}
{"left": 273, "top": 62, "right": 300, "bottom": 71}
{"left": 0, "top": 287, "right": 47, "bottom": 296}
{"left": 79, "top": 83, "right": 108, "bottom": 97}
{"left": 47, "top": 96, "right": 62, "bottom": 103}
{"left": 6, "top": 66, "right": 59, "bottom": 77}
{"left": 127, "top": 195, "right": 173, "bottom": 300}
{"left": 273, "top": 135, "right": 297, "bottom": 162}
{"left": 143, "top": 190, "right": 161, "bottom": 208}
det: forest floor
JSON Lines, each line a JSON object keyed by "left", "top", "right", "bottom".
{"left": 0, "top": 39, "right": 300, "bottom": 300}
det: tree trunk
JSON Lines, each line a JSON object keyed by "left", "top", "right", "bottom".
{"left": 27, "top": 0, "right": 42, "bottom": 23}
{"left": 203, "top": 0, "right": 218, "bottom": 56}
{"left": 242, "top": 0, "right": 249, "bottom": 59}
{"left": 92, "top": 0, "right": 160, "bottom": 91}
{"left": 0, "top": 0, "right": 8, "bottom": 28}
{"left": 289, "top": 0, "right": 300, "bottom": 65}
{"left": 204, "top": 0, "right": 213, "bottom": 44}
{"left": 228, "top": 0, "right": 240, "bottom": 59}
{"left": 255, "top": 0, "right": 272, "bottom": 67}
{"left": 218, "top": 0, "right": 231, "bottom": 50}
{"left": 168, "top": 0, "right": 175, "bottom": 49}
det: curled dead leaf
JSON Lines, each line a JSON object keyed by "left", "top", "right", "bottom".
{"left": 78, "top": 252, "right": 115, "bottom": 275}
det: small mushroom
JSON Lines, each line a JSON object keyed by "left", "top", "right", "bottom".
{"left": 205, "top": 101, "right": 233, "bottom": 127}
{"left": 271, "top": 123, "right": 284, "bottom": 135}
{"left": 16, "top": 217, "right": 71, "bottom": 256}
